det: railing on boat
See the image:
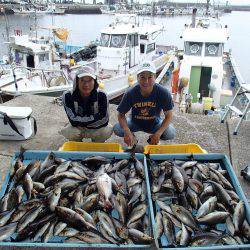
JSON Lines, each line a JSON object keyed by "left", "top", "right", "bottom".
{"left": 2, "top": 65, "right": 70, "bottom": 89}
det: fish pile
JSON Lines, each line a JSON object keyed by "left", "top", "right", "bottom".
{"left": 0, "top": 151, "right": 153, "bottom": 245}
{"left": 147, "top": 157, "right": 250, "bottom": 247}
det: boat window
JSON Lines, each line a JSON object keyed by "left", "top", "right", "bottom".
{"left": 110, "top": 35, "right": 126, "bottom": 48}
{"left": 140, "top": 44, "right": 145, "bottom": 53}
{"left": 140, "top": 35, "right": 148, "bottom": 40}
{"left": 39, "top": 53, "right": 49, "bottom": 62}
{"left": 146, "top": 43, "right": 155, "bottom": 53}
{"left": 100, "top": 33, "right": 110, "bottom": 47}
{"left": 185, "top": 42, "right": 202, "bottom": 56}
{"left": 205, "top": 43, "right": 222, "bottom": 57}
{"left": 126, "top": 34, "right": 139, "bottom": 47}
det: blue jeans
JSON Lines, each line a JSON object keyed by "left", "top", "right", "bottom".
{"left": 113, "top": 118, "right": 175, "bottom": 140}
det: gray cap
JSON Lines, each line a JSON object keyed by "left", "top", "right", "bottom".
{"left": 73, "top": 66, "right": 97, "bottom": 92}
{"left": 77, "top": 66, "right": 96, "bottom": 79}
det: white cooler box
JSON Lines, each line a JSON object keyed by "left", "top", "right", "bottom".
{"left": 0, "top": 106, "right": 37, "bottom": 140}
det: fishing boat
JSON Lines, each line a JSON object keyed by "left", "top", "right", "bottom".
{"left": 93, "top": 14, "right": 174, "bottom": 99}
{"left": 175, "top": 7, "right": 250, "bottom": 127}
{"left": 177, "top": 8, "right": 232, "bottom": 109}
{"left": 13, "top": 3, "right": 65, "bottom": 15}
{"left": 0, "top": 34, "right": 70, "bottom": 97}
{"left": 0, "top": 14, "right": 174, "bottom": 101}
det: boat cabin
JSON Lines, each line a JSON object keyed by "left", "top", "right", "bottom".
{"left": 97, "top": 14, "right": 163, "bottom": 75}
{"left": 9, "top": 35, "right": 53, "bottom": 69}
{"left": 179, "top": 17, "right": 229, "bottom": 107}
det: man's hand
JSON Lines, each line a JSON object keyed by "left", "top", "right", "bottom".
{"left": 148, "top": 132, "right": 161, "bottom": 145}
{"left": 124, "top": 130, "right": 135, "bottom": 147}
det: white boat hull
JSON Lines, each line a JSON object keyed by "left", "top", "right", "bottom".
{"left": 0, "top": 53, "right": 171, "bottom": 100}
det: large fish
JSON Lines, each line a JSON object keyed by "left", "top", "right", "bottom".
{"left": 170, "top": 204, "right": 199, "bottom": 231}
{"left": 233, "top": 200, "right": 245, "bottom": 233}
{"left": 96, "top": 173, "right": 113, "bottom": 209}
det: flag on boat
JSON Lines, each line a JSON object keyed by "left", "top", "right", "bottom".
{"left": 53, "top": 28, "right": 69, "bottom": 42}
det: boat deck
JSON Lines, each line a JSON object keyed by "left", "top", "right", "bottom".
{"left": 0, "top": 94, "right": 249, "bottom": 201}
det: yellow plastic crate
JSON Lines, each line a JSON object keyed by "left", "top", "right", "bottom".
{"left": 144, "top": 143, "right": 207, "bottom": 154}
{"left": 59, "top": 141, "right": 123, "bottom": 152}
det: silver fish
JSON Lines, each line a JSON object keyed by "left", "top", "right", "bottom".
{"left": 59, "top": 227, "right": 80, "bottom": 237}
{"left": 155, "top": 211, "right": 163, "bottom": 239}
{"left": 181, "top": 161, "right": 197, "bottom": 169}
{"left": 75, "top": 207, "right": 96, "bottom": 230}
{"left": 54, "top": 222, "right": 67, "bottom": 236}
{"left": 186, "top": 187, "right": 199, "bottom": 209}
{"left": 180, "top": 223, "right": 190, "bottom": 246}
{"left": 42, "top": 220, "right": 57, "bottom": 243}
{"left": 97, "top": 210, "right": 120, "bottom": 241}
{"left": 0, "top": 222, "right": 17, "bottom": 241}
{"left": 82, "top": 193, "right": 99, "bottom": 212}
{"left": 128, "top": 183, "right": 142, "bottom": 205}
{"left": 15, "top": 186, "right": 24, "bottom": 204}
{"left": 190, "top": 232, "right": 222, "bottom": 247}
{"left": 127, "top": 177, "right": 142, "bottom": 188}
{"left": 172, "top": 166, "right": 185, "bottom": 192}
{"left": 127, "top": 203, "right": 147, "bottom": 226}
{"left": 162, "top": 212, "right": 175, "bottom": 246}
{"left": 115, "top": 171, "right": 127, "bottom": 195}
{"left": 226, "top": 216, "right": 235, "bottom": 236}
{"left": 73, "top": 187, "right": 84, "bottom": 208}
{"left": 114, "top": 192, "right": 127, "bottom": 224}
{"left": 188, "top": 178, "right": 203, "bottom": 194}
{"left": 233, "top": 200, "right": 245, "bottom": 233}
{"left": 33, "top": 182, "right": 45, "bottom": 192}
{"left": 17, "top": 206, "right": 43, "bottom": 232}
{"left": 99, "top": 223, "right": 119, "bottom": 244}
{"left": 128, "top": 228, "right": 153, "bottom": 243}
{"left": 49, "top": 185, "right": 61, "bottom": 211}
{"left": 208, "top": 181, "right": 232, "bottom": 207}
{"left": 23, "top": 173, "right": 33, "bottom": 200}
{"left": 241, "top": 220, "right": 250, "bottom": 240}
{"left": 96, "top": 173, "right": 113, "bottom": 209}
{"left": 0, "top": 209, "right": 15, "bottom": 227}
{"left": 197, "top": 211, "right": 229, "bottom": 225}
{"left": 196, "top": 196, "right": 217, "bottom": 219}
{"left": 32, "top": 222, "right": 50, "bottom": 242}
{"left": 170, "top": 204, "right": 199, "bottom": 230}
{"left": 76, "top": 231, "right": 109, "bottom": 243}
{"left": 54, "top": 161, "right": 71, "bottom": 174}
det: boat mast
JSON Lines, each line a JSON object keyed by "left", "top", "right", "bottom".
{"left": 205, "top": 0, "right": 210, "bottom": 16}
{"left": 0, "top": 7, "right": 12, "bottom": 63}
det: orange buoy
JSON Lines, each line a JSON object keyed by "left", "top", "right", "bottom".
{"left": 172, "top": 67, "right": 180, "bottom": 94}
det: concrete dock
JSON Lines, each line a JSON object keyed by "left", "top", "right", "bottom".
{"left": 0, "top": 94, "right": 249, "bottom": 199}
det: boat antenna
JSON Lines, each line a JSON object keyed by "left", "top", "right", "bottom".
{"left": 0, "top": 7, "right": 12, "bottom": 63}
{"left": 205, "top": 0, "right": 210, "bottom": 16}
{"left": 35, "top": 9, "right": 38, "bottom": 43}
{"left": 151, "top": 0, "right": 156, "bottom": 24}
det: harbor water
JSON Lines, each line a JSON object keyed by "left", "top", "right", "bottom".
{"left": 0, "top": 11, "right": 250, "bottom": 83}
